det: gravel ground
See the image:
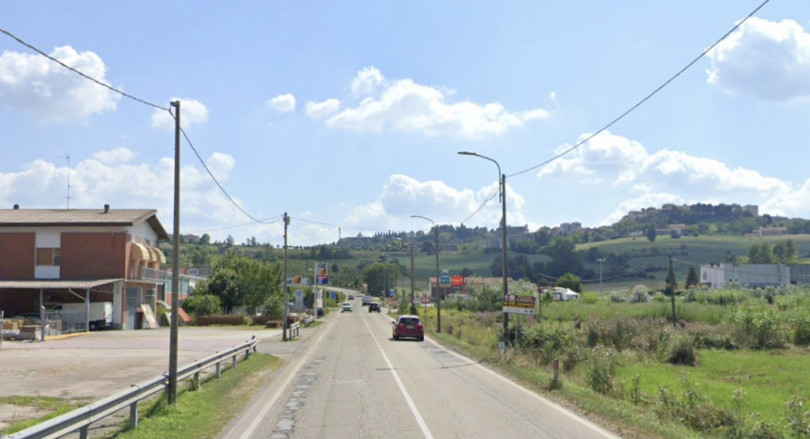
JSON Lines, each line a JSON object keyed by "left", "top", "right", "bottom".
{"left": 0, "top": 325, "right": 295, "bottom": 431}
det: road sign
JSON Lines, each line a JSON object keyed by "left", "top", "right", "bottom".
{"left": 440, "top": 274, "right": 450, "bottom": 284}
{"left": 502, "top": 294, "right": 536, "bottom": 315}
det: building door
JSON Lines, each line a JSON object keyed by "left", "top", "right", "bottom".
{"left": 125, "top": 287, "right": 138, "bottom": 330}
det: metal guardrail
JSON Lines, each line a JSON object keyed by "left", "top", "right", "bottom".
{"left": 289, "top": 321, "right": 300, "bottom": 338}
{"left": 3, "top": 336, "right": 258, "bottom": 439}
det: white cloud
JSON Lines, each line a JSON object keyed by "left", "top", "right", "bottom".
{"left": 206, "top": 152, "right": 236, "bottom": 182}
{"left": 0, "top": 46, "right": 120, "bottom": 122}
{"left": 339, "top": 174, "right": 527, "bottom": 234}
{"left": 350, "top": 66, "right": 384, "bottom": 96}
{"left": 305, "top": 99, "right": 340, "bottom": 119}
{"left": 151, "top": 98, "right": 209, "bottom": 131}
{"left": 93, "top": 147, "right": 135, "bottom": 165}
{"left": 0, "top": 152, "right": 245, "bottom": 241}
{"left": 539, "top": 131, "right": 806, "bottom": 225}
{"left": 706, "top": 17, "right": 810, "bottom": 101}
{"left": 267, "top": 93, "right": 296, "bottom": 113}
{"left": 311, "top": 67, "right": 550, "bottom": 140}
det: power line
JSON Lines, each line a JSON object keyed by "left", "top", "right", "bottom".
{"left": 0, "top": 27, "right": 170, "bottom": 112}
{"left": 0, "top": 26, "right": 275, "bottom": 227}
{"left": 507, "top": 0, "right": 771, "bottom": 179}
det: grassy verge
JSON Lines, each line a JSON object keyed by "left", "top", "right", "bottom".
{"left": 0, "top": 396, "right": 92, "bottom": 434}
{"left": 110, "top": 353, "right": 282, "bottom": 439}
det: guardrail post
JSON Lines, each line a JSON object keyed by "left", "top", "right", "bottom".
{"left": 130, "top": 401, "right": 139, "bottom": 429}
{"left": 216, "top": 362, "right": 222, "bottom": 378}
{"left": 79, "top": 425, "right": 89, "bottom": 439}
{"left": 232, "top": 355, "right": 237, "bottom": 369}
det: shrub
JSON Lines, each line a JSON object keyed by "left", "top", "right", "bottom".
{"left": 585, "top": 348, "right": 616, "bottom": 395}
{"left": 785, "top": 396, "right": 810, "bottom": 438}
{"left": 730, "top": 308, "right": 784, "bottom": 349}
{"left": 659, "top": 333, "right": 697, "bottom": 366}
{"left": 792, "top": 312, "right": 810, "bottom": 347}
{"left": 195, "top": 315, "right": 249, "bottom": 326}
{"left": 182, "top": 294, "right": 222, "bottom": 316}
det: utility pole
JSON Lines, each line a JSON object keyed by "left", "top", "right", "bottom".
{"left": 283, "top": 212, "right": 290, "bottom": 341}
{"left": 168, "top": 100, "right": 181, "bottom": 405}
{"left": 409, "top": 243, "right": 415, "bottom": 313}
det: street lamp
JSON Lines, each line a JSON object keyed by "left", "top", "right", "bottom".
{"left": 458, "top": 151, "right": 509, "bottom": 345}
{"left": 411, "top": 215, "right": 441, "bottom": 333}
{"left": 597, "top": 258, "right": 607, "bottom": 293}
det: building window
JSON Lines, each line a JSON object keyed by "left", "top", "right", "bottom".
{"left": 36, "top": 248, "right": 61, "bottom": 266}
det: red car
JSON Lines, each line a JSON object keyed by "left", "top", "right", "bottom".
{"left": 392, "top": 315, "right": 424, "bottom": 341}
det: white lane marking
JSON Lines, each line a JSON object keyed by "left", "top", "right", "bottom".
{"left": 238, "top": 328, "right": 331, "bottom": 439}
{"left": 362, "top": 317, "right": 435, "bottom": 439}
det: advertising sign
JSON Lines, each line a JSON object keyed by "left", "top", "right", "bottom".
{"left": 451, "top": 275, "right": 463, "bottom": 287}
{"left": 315, "top": 263, "right": 328, "bottom": 285}
{"left": 502, "top": 294, "right": 536, "bottom": 315}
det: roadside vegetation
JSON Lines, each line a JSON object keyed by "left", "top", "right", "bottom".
{"left": 110, "top": 353, "right": 282, "bottom": 439}
{"left": 416, "top": 282, "right": 810, "bottom": 439}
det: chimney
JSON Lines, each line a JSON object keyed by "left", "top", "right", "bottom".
{"left": 104, "top": 204, "right": 110, "bottom": 213}
{"left": 13, "top": 204, "right": 19, "bottom": 210}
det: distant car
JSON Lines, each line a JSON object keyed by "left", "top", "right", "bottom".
{"left": 392, "top": 315, "right": 424, "bottom": 341}
{"left": 362, "top": 296, "right": 373, "bottom": 306}
{"left": 341, "top": 302, "right": 353, "bottom": 312}
{"left": 348, "top": 295, "right": 355, "bottom": 300}
{"left": 368, "top": 303, "right": 381, "bottom": 312}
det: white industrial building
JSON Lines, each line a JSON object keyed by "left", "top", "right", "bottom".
{"left": 700, "top": 263, "right": 790, "bottom": 289}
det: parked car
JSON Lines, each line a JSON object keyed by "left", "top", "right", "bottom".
{"left": 341, "top": 302, "right": 353, "bottom": 312}
{"left": 368, "top": 303, "right": 381, "bottom": 312}
{"left": 392, "top": 315, "right": 424, "bottom": 341}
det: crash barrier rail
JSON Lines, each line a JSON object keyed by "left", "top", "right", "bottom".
{"left": 3, "top": 336, "right": 258, "bottom": 439}
{"left": 303, "top": 315, "right": 316, "bottom": 326}
{"left": 289, "top": 321, "right": 300, "bottom": 338}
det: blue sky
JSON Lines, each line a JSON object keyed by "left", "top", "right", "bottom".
{"left": 1, "top": 1, "right": 809, "bottom": 246}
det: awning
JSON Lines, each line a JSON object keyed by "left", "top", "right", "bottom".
{"left": 153, "top": 247, "right": 166, "bottom": 264}
{"left": 131, "top": 243, "right": 150, "bottom": 261}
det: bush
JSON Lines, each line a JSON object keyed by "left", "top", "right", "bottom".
{"left": 659, "top": 333, "right": 697, "bottom": 366}
{"left": 586, "top": 348, "right": 616, "bottom": 395}
{"left": 182, "top": 294, "right": 222, "bottom": 316}
{"left": 792, "top": 312, "right": 810, "bottom": 347}
{"left": 195, "top": 315, "right": 249, "bottom": 326}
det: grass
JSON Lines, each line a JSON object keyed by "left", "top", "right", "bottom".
{"left": 111, "top": 353, "right": 282, "bottom": 439}
{"left": 617, "top": 348, "right": 810, "bottom": 423}
{"left": 0, "top": 396, "right": 92, "bottom": 434}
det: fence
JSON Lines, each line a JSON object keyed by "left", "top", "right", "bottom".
{"left": 3, "top": 336, "right": 258, "bottom": 439}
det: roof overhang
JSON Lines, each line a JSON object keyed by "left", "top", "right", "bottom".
{"left": 0, "top": 279, "right": 123, "bottom": 290}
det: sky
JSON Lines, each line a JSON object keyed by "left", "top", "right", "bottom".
{"left": 1, "top": 1, "right": 809, "bottom": 247}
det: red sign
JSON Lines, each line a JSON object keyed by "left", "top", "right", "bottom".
{"left": 451, "top": 275, "right": 463, "bottom": 287}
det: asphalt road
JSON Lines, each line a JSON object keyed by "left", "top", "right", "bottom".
{"left": 221, "top": 299, "right": 621, "bottom": 439}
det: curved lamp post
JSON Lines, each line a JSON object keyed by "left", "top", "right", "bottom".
{"left": 411, "top": 215, "right": 441, "bottom": 333}
{"left": 457, "top": 151, "right": 509, "bottom": 345}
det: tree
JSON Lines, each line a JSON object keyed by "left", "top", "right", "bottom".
{"left": 646, "top": 224, "right": 657, "bottom": 242}
{"left": 685, "top": 267, "right": 699, "bottom": 288}
{"left": 363, "top": 262, "right": 400, "bottom": 296}
{"left": 543, "top": 237, "right": 582, "bottom": 277}
{"left": 199, "top": 252, "right": 282, "bottom": 314}
{"left": 555, "top": 273, "right": 582, "bottom": 293}
{"left": 748, "top": 243, "right": 774, "bottom": 263}
{"left": 200, "top": 233, "right": 211, "bottom": 245}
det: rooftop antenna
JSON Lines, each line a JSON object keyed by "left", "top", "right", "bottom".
{"left": 61, "top": 154, "right": 72, "bottom": 209}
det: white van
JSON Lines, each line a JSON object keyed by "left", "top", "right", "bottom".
{"left": 54, "top": 302, "right": 114, "bottom": 330}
